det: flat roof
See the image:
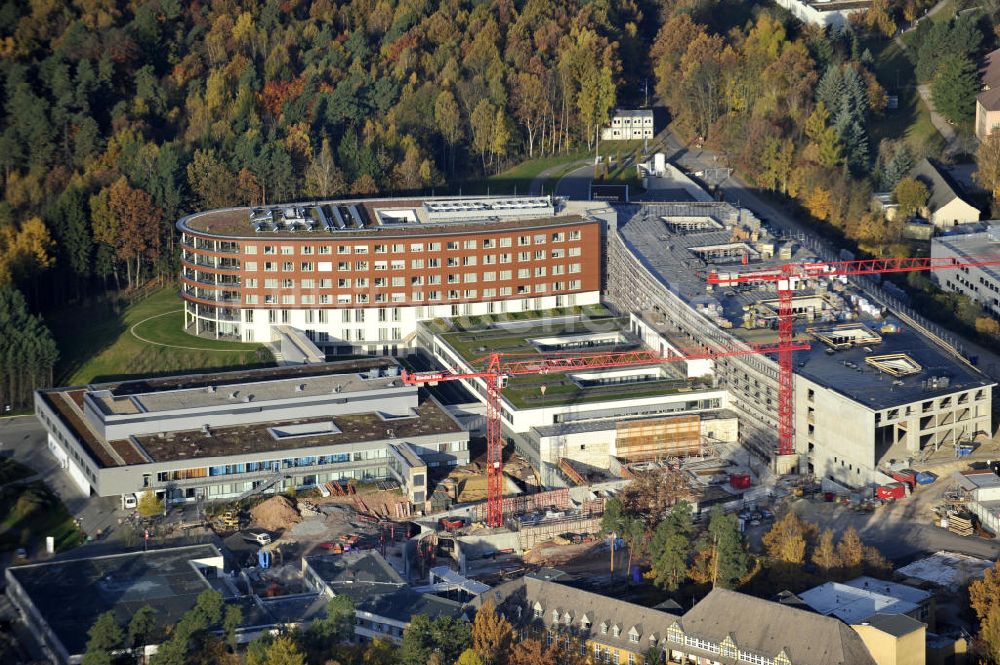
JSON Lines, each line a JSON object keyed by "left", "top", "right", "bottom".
{"left": 132, "top": 396, "right": 463, "bottom": 463}
{"left": 798, "top": 579, "right": 929, "bottom": 624}
{"left": 859, "top": 613, "right": 924, "bottom": 637}
{"left": 180, "top": 195, "right": 595, "bottom": 239}
{"left": 794, "top": 322, "right": 991, "bottom": 409}
{"left": 114, "top": 369, "right": 407, "bottom": 415}
{"left": 7, "top": 545, "right": 221, "bottom": 657}
{"left": 305, "top": 551, "right": 466, "bottom": 623}
{"left": 896, "top": 550, "right": 994, "bottom": 586}
{"left": 432, "top": 314, "right": 712, "bottom": 408}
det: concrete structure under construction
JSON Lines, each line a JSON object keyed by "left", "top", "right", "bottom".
{"left": 605, "top": 201, "right": 993, "bottom": 488}
{"left": 33, "top": 358, "right": 468, "bottom": 506}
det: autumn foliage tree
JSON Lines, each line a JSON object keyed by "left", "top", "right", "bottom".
{"left": 472, "top": 599, "right": 513, "bottom": 665}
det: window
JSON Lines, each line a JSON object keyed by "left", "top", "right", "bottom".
{"left": 612, "top": 626, "right": 620, "bottom": 637}
{"left": 263, "top": 246, "right": 277, "bottom": 255}
{"left": 245, "top": 261, "right": 258, "bottom": 271}
{"left": 281, "top": 279, "right": 294, "bottom": 288}
{"left": 534, "top": 234, "right": 546, "bottom": 244}
{"left": 429, "top": 242, "right": 441, "bottom": 251}
{"left": 500, "top": 237, "right": 512, "bottom": 247}
{"left": 462, "top": 256, "right": 477, "bottom": 266}
{"left": 301, "top": 246, "right": 313, "bottom": 255}
{"left": 245, "top": 278, "right": 257, "bottom": 288}
{"left": 534, "top": 606, "right": 544, "bottom": 619}
{"left": 569, "top": 247, "right": 582, "bottom": 257}
{"left": 280, "top": 246, "right": 294, "bottom": 255}
{"left": 354, "top": 245, "right": 368, "bottom": 254}
{"left": 244, "top": 245, "right": 258, "bottom": 254}
{"left": 300, "top": 262, "right": 314, "bottom": 271}
{"left": 410, "top": 243, "right": 424, "bottom": 252}
{"left": 338, "top": 245, "right": 350, "bottom": 254}
{"left": 411, "top": 259, "right": 424, "bottom": 269}
{"left": 447, "top": 241, "right": 459, "bottom": 250}
{"left": 569, "top": 230, "right": 581, "bottom": 240}
{"left": 374, "top": 244, "right": 387, "bottom": 254}
{"left": 264, "top": 262, "right": 277, "bottom": 272}
{"left": 464, "top": 239, "right": 476, "bottom": 249}
{"left": 518, "top": 235, "right": 530, "bottom": 246}
{"left": 319, "top": 246, "right": 332, "bottom": 254}
{"left": 282, "top": 261, "right": 294, "bottom": 271}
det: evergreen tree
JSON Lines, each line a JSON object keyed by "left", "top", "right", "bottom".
{"left": 82, "top": 611, "right": 124, "bottom": 665}
{"left": 649, "top": 501, "right": 693, "bottom": 591}
{"left": 816, "top": 65, "right": 846, "bottom": 114}
{"left": 931, "top": 54, "right": 978, "bottom": 124}
{"left": 706, "top": 506, "right": 750, "bottom": 589}
{"left": 127, "top": 605, "right": 158, "bottom": 658}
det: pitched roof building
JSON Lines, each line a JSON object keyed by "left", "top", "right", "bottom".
{"left": 475, "top": 573, "right": 879, "bottom": 665}
{"left": 977, "top": 47, "right": 1000, "bottom": 140}
{"left": 910, "top": 159, "right": 980, "bottom": 228}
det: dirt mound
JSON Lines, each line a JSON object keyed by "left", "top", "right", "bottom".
{"left": 251, "top": 496, "right": 302, "bottom": 531}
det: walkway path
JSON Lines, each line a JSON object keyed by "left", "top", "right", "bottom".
{"left": 916, "top": 84, "right": 961, "bottom": 153}
{"left": 129, "top": 310, "right": 251, "bottom": 352}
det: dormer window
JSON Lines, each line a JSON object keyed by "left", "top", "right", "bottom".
{"left": 563, "top": 612, "right": 572, "bottom": 625}
{"left": 533, "top": 603, "right": 543, "bottom": 619}
{"left": 601, "top": 622, "right": 608, "bottom": 635}
{"left": 551, "top": 609, "right": 560, "bottom": 624}
{"left": 612, "top": 625, "right": 621, "bottom": 638}
{"left": 581, "top": 617, "right": 591, "bottom": 631}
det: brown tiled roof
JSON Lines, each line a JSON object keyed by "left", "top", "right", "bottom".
{"left": 979, "top": 86, "right": 1000, "bottom": 112}
{"left": 981, "top": 48, "right": 1000, "bottom": 91}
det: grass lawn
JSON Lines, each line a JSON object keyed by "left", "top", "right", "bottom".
{"left": 869, "top": 38, "right": 944, "bottom": 158}
{"left": 48, "top": 286, "right": 273, "bottom": 385}
{"left": 453, "top": 140, "right": 652, "bottom": 196}
{"left": 454, "top": 149, "right": 593, "bottom": 196}
{"left": 0, "top": 482, "right": 83, "bottom": 552}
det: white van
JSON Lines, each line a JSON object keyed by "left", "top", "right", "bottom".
{"left": 122, "top": 494, "right": 138, "bottom": 510}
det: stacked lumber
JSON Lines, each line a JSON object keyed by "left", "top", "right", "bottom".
{"left": 948, "top": 512, "right": 975, "bottom": 537}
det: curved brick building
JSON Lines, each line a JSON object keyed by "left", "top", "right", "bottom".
{"left": 178, "top": 196, "right": 605, "bottom": 352}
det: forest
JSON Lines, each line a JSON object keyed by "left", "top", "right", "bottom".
{"left": 0, "top": 0, "right": 998, "bottom": 405}
{"left": 0, "top": 0, "right": 654, "bottom": 407}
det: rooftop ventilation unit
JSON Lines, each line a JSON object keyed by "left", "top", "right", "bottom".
{"left": 206, "top": 386, "right": 216, "bottom": 393}
{"left": 229, "top": 391, "right": 240, "bottom": 399}
{"left": 333, "top": 385, "right": 343, "bottom": 393}
{"left": 243, "top": 394, "right": 254, "bottom": 402}
{"left": 201, "top": 424, "right": 211, "bottom": 435}
{"left": 294, "top": 384, "right": 306, "bottom": 392}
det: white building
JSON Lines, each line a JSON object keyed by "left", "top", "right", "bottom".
{"left": 773, "top": 0, "right": 872, "bottom": 27}
{"left": 601, "top": 109, "right": 654, "bottom": 141}
{"left": 931, "top": 223, "right": 1000, "bottom": 317}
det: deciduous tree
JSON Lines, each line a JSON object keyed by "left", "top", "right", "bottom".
{"left": 472, "top": 599, "right": 512, "bottom": 665}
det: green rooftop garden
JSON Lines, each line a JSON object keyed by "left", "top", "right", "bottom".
{"left": 430, "top": 309, "right": 713, "bottom": 408}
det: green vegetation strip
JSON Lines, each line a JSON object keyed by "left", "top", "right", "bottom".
{"left": 50, "top": 287, "right": 272, "bottom": 385}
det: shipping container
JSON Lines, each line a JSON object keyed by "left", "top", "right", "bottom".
{"left": 915, "top": 471, "right": 938, "bottom": 485}
{"left": 876, "top": 483, "right": 906, "bottom": 500}
{"left": 729, "top": 473, "right": 752, "bottom": 490}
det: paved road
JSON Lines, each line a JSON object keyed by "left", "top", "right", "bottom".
{"left": 555, "top": 162, "right": 596, "bottom": 200}
{"left": 529, "top": 159, "right": 592, "bottom": 196}
{"left": 0, "top": 415, "right": 122, "bottom": 545}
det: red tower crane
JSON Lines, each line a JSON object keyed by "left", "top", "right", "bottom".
{"left": 708, "top": 254, "right": 1000, "bottom": 458}
{"left": 401, "top": 341, "right": 809, "bottom": 527}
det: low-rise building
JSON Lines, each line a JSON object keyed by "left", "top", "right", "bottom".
{"left": 798, "top": 577, "right": 935, "bottom": 629}
{"left": 772, "top": 0, "right": 872, "bottom": 27}
{"left": 851, "top": 614, "right": 926, "bottom": 665}
{"left": 419, "top": 312, "right": 734, "bottom": 484}
{"left": 931, "top": 223, "right": 1000, "bottom": 317}
{"left": 302, "top": 550, "right": 467, "bottom": 644}
{"left": 34, "top": 358, "right": 468, "bottom": 506}
{"left": 601, "top": 110, "right": 654, "bottom": 140}
{"left": 475, "top": 572, "right": 880, "bottom": 665}
{"left": 977, "top": 47, "right": 1000, "bottom": 140}
{"left": 911, "top": 159, "right": 980, "bottom": 229}
{"left": 6, "top": 545, "right": 228, "bottom": 664}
